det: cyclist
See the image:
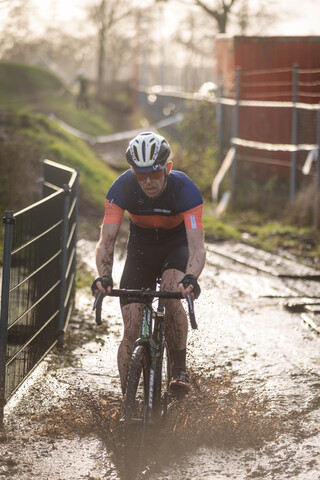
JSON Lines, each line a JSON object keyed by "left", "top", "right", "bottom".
{"left": 91, "top": 132, "right": 206, "bottom": 397}
{"left": 76, "top": 71, "right": 89, "bottom": 110}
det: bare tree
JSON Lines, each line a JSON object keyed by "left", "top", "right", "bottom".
{"left": 191, "top": 0, "right": 283, "bottom": 35}
{"left": 0, "top": 0, "right": 33, "bottom": 56}
{"left": 88, "top": 0, "right": 139, "bottom": 99}
{"left": 173, "top": 12, "right": 215, "bottom": 90}
{"left": 192, "top": 0, "right": 238, "bottom": 33}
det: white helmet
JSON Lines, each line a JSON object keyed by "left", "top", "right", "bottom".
{"left": 126, "top": 132, "right": 171, "bottom": 172}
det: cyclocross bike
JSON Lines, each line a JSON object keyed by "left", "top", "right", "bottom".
{"left": 93, "top": 281, "right": 197, "bottom": 479}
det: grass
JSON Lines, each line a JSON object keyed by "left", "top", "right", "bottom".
{"left": 203, "top": 206, "right": 320, "bottom": 264}
{"left": 0, "top": 62, "right": 118, "bottom": 262}
{"left": 0, "top": 62, "right": 63, "bottom": 102}
{"left": 45, "top": 95, "right": 114, "bottom": 137}
{"left": 0, "top": 61, "right": 113, "bottom": 137}
{"left": 202, "top": 206, "right": 241, "bottom": 242}
{"left": 6, "top": 109, "right": 116, "bottom": 210}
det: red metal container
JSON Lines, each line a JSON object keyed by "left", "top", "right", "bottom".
{"left": 215, "top": 36, "right": 320, "bottom": 180}
{"left": 215, "top": 35, "right": 320, "bottom": 102}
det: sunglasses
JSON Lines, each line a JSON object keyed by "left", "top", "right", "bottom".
{"left": 133, "top": 169, "right": 165, "bottom": 181}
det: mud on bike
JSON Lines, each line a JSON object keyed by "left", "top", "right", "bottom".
{"left": 93, "top": 281, "right": 197, "bottom": 479}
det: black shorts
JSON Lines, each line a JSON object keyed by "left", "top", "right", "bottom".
{"left": 120, "top": 232, "right": 189, "bottom": 306}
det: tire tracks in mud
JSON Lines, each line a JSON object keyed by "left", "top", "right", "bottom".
{"left": 1, "top": 239, "right": 319, "bottom": 480}
{"left": 206, "top": 242, "right": 320, "bottom": 335}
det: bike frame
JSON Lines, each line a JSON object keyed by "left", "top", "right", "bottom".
{"left": 133, "top": 297, "right": 165, "bottom": 415}
{"left": 93, "top": 287, "right": 196, "bottom": 420}
{"left": 93, "top": 287, "right": 197, "bottom": 479}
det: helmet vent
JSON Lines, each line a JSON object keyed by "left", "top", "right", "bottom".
{"left": 142, "top": 141, "right": 146, "bottom": 162}
{"left": 150, "top": 144, "right": 155, "bottom": 162}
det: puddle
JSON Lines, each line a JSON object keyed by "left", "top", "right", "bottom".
{"left": 1, "top": 239, "right": 320, "bottom": 480}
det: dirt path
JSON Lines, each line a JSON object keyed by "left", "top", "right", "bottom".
{"left": 0, "top": 239, "right": 319, "bottom": 480}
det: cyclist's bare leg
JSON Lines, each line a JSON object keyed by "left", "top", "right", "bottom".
{"left": 161, "top": 268, "right": 188, "bottom": 357}
{"left": 161, "top": 269, "right": 191, "bottom": 394}
{"left": 118, "top": 302, "right": 144, "bottom": 395}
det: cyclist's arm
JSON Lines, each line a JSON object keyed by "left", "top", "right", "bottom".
{"left": 95, "top": 223, "right": 120, "bottom": 294}
{"left": 178, "top": 228, "right": 206, "bottom": 298}
{"left": 185, "top": 227, "right": 206, "bottom": 278}
{"left": 179, "top": 204, "right": 206, "bottom": 297}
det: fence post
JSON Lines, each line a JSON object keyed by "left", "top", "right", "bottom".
{"left": 41, "top": 156, "right": 46, "bottom": 199}
{"left": 290, "top": 64, "right": 299, "bottom": 205}
{"left": 231, "top": 68, "right": 241, "bottom": 204}
{"left": 73, "top": 170, "right": 80, "bottom": 293}
{"left": 314, "top": 110, "right": 320, "bottom": 229}
{"left": 58, "top": 185, "right": 70, "bottom": 349}
{"left": 75, "top": 169, "right": 79, "bottom": 248}
{"left": 0, "top": 211, "right": 14, "bottom": 424}
{"left": 216, "top": 81, "right": 223, "bottom": 167}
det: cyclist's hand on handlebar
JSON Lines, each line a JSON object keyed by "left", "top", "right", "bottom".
{"left": 91, "top": 276, "right": 112, "bottom": 326}
{"left": 178, "top": 274, "right": 201, "bottom": 299}
{"left": 178, "top": 282, "right": 194, "bottom": 299}
{"left": 91, "top": 275, "right": 113, "bottom": 297}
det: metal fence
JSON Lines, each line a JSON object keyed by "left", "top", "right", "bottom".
{"left": 228, "top": 67, "right": 320, "bottom": 213}
{"left": 137, "top": 67, "right": 320, "bottom": 223}
{"left": 0, "top": 159, "right": 78, "bottom": 421}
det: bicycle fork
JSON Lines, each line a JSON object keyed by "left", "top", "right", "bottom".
{"left": 133, "top": 304, "right": 164, "bottom": 420}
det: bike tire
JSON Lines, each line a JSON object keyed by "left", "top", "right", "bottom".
{"left": 123, "top": 345, "right": 150, "bottom": 479}
{"left": 153, "top": 340, "right": 172, "bottom": 418}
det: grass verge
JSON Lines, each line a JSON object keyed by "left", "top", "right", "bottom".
{"left": 203, "top": 206, "right": 320, "bottom": 265}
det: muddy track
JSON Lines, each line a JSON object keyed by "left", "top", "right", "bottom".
{"left": 0, "top": 239, "right": 319, "bottom": 480}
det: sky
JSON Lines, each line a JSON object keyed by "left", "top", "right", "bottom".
{"left": 1, "top": 0, "right": 318, "bottom": 39}
{"left": 269, "top": 0, "right": 320, "bottom": 36}
{"left": 26, "top": 0, "right": 320, "bottom": 37}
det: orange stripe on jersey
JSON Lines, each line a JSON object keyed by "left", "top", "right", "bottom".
{"left": 183, "top": 205, "right": 203, "bottom": 229}
{"left": 103, "top": 199, "right": 124, "bottom": 225}
{"left": 128, "top": 212, "right": 185, "bottom": 230}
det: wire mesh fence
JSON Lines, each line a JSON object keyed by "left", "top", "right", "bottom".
{"left": 229, "top": 67, "right": 320, "bottom": 217}
{"left": 0, "top": 159, "right": 78, "bottom": 421}
{"left": 137, "top": 66, "right": 320, "bottom": 224}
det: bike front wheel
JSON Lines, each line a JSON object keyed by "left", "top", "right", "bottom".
{"left": 153, "top": 340, "right": 172, "bottom": 418}
{"left": 123, "top": 345, "right": 150, "bottom": 479}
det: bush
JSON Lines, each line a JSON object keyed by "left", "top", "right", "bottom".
{"left": 233, "top": 165, "right": 290, "bottom": 218}
{"left": 288, "top": 180, "right": 320, "bottom": 227}
{"left": 0, "top": 129, "right": 42, "bottom": 211}
{"left": 173, "top": 101, "right": 218, "bottom": 200}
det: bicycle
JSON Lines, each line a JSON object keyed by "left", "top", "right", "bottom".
{"left": 93, "top": 281, "right": 197, "bottom": 479}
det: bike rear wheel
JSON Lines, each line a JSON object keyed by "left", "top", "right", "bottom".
{"left": 123, "top": 345, "right": 150, "bottom": 479}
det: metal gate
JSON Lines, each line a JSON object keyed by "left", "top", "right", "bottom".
{"left": 0, "top": 159, "right": 79, "bottom": 421}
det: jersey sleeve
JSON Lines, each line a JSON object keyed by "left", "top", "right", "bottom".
{"left": 183, "top": 204, "right": 203, "bottom": 230}
{"left": 103, "top": 171, "right": 130, "bottom": 225}
{"left": 173, "top": 172, "right": 203, "bottom": 230}
{"left": 103, "top": 199, "right": 124, "bottom": 225}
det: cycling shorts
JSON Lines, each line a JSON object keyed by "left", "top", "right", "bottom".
{"left": 119, "top": 232, "right": 188, "bottom": 306}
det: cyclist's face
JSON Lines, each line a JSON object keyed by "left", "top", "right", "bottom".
{"left": 134, "top": 162, "right": 172, "bottom": 198}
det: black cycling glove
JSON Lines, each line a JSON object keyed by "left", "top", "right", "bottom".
{"left": 180, "top": 274, "right": 201, "bottom": 299}
{"left": 91, "top": 275, "right": 113, "bottom": 295}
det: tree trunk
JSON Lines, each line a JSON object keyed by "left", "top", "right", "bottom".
{"left": 96, "top": 0, "right": 106, "bottom": 100}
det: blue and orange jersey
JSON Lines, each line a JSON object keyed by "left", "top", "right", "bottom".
{"left": 103, "top": 169, "right": 203, "bottom": 241}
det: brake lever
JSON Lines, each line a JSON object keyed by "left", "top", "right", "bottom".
{"left": 93, "top": 291, "right": 103, "bottom": 325}
{"left": 186, "top": 293, "right": 197, "bottom": 329}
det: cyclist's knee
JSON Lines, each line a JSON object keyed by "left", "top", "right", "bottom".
{"left": 163, "top": 297, "right": 182, "bottom": 314}
{"left": 121, "top": 303, "right": 142, "bottom": 340}
{"left": 161, "top": 268, "right": 184, "bottom": 292}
